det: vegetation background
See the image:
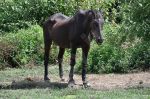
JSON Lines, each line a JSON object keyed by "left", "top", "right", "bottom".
{"left": 0, "top": 0, "right": 149, "bottom": 73}
{"left": 0, "top": 0, "right": 150, "bottom": 98}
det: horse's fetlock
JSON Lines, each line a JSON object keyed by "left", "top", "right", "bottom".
{"left": 82, "top": 62, "right": 88, "bottom": 66}
{"left": 58, "top": 58, "right": 63, "bottom": 63}
{"left": 70, "top": 60, "right": 76, "bottom": 66}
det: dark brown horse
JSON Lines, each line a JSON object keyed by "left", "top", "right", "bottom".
{"left": 43, "top": 10, "right": 104, "bottom": 87}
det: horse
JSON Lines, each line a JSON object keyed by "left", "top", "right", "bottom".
{"left": 43, "top": 9, "right": 104, "bottom": 87}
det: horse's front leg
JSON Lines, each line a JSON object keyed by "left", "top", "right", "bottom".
{"left": 68, "top": 47, "right": 77, "bottom": 87}
{"left": 82, "top": 45, "right": 90, "bottom": 87}
{"left": 58, "top": 47, "right": 65, "bottom": 81}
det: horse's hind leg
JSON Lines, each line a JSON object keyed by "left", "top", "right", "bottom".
{"left": 44, "top": 40, "right": 52, "bottom": 81}
{"left": 43, "top": 21, "right": 52, "bottom": 81}
{"left": 58, "top": 47, "right": 65, "bottom": 81}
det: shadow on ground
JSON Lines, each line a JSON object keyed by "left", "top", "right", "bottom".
{"left": 0, "top": 80, "right": 68, "bottom": 89}
{"left": 1, "top": 72, "right": 150, "bottom": 90}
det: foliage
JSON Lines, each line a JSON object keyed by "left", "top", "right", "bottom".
{"left": 0, "top": 0, "right": 77, "bottom": 33}
{"left": 77, "top": 20, "right": 149, "bottom": 73}
{"left": 119, "top": 0, "right": 150, "bottom": 69}
{"left": 0, "top": 0, "right": 121, "bottom": 33}
{"left": 88, "top": 43, "right": 128, "bottom": 73}
{"left": 84, "top": 0, "right": 150, "bottom": 73}
{"left": 0, "top": 0, "right": 149, "bottom": 73}
{"left": 129, "top": 41, "right": 150, "bottom": 70}
{"left": 0, "top": 25, "right": 58, "bottom": 69}
{"left": 76, "top": 23, "right": 129, "bottom": 73}
{"left": 121, "top": 0, "right": 150, "bottom": 41}
{"left": 75, "top": 0, "right": 122, "bottom": 23}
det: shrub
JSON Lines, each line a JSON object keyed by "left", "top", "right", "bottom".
{"left": 0, "top": 0, "right": 77, "bottom": 33}
{"left": 0, "top": 1, "right": 33, "bottom": 33}
{"left": 85, "top": 0, "right": 150, "bottom": 73}
{"left": 76, "top": 22, "right": 150, "bottom": 73}
{"left": 0, "top": 0, "right": 122, "bottom": 33}
{"left": 86, "top": 42, "right": 129, "bottom": 73}
{"left": 121, "top": 0, "right": 150, "bottom": 42}
{"left": 128, "top": 41, "right": 150, "bottom": 70}
{"left": 1, "top": 0, "right": 149, "bottom": 73}
{"left": 0, "top": 41, "right": 18, "bottom": 69}
{"left": 120, "top": 0, "right": 150, "bottom": 70}
{"left": 0, "top": 25, "right": 58, "bottom": 69}
{"left": 76, "top": 23, "right": 129, "bottom": 73}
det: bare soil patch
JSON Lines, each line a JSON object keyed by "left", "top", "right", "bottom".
{"left": 86, "top": 72, "right": 150, "bottom": 90}
{"left": 1, "top": 72, "right": 150, "bottom": 90}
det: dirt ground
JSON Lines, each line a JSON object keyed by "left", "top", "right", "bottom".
{"left": 1, "top": 72, "right": 150, "bottom": 90}
{"left": 64, "top": 72, "right": 150, "bottom": 90}
{"left": 83, "top": 72, "right": 150, "bottom": 90}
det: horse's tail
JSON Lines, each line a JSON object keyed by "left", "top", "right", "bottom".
{"left": 43, "top": 19, "right": 56, "bottom": 43}
{"left": 43, "top": 19, "right": 53, "bottom": 80}
{"left": 43, "top": 20, "right": 51, "bottom": 45}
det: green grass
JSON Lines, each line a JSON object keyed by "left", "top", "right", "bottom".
{"left": 0, "top": 65, "right": 70, "bottom": 82}
{"left": 0, "top": 66, "right": 150, "bottom": 99}
{"left": 0, "top": 87, "right": 150, "bottom": 99}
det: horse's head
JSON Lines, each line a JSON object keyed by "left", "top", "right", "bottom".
{"left": 87, "top": 10, "right": 104, "bottom": 44}
{"left": 73, "top": 10, "right": 104, "bottom": 44}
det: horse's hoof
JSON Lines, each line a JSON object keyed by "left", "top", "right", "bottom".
{"left": 61, "top": 78, "right": 65, "bottom": 82}
{"left": 83, "top": 81, "right": 91, "bottom": 88}
{"left": 68, "top": 80, "right": 75, "bottom": 88}
{"left": 44, "top": 76, "right": 50, "bottom": 81}
{"left": 68, "top": 83, "right": 75, "bottom": 88}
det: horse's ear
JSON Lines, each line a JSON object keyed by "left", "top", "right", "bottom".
{"left": 87, "top": 10, "right": 94, "bottom": 19}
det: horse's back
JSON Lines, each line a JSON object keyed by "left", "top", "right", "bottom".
{"left": 50, "top": 13, "right": 69, "bottom": 20}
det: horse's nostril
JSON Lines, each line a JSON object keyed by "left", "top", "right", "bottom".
{"left": 97, "top": 38, "right": 103, "bottom": 44}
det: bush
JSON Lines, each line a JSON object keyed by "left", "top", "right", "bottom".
{"left": 0, "top": 0, "right": 122, "bottom": 33}
{"left": 1, "top": 0, "right": 149, "bottom": 73}
{"left": 75, "top": 23, "right": 129, "bottom": 73}
{"left": 0, "top": 1, "right": 33, "bottom": 33}
{"left": 120, "top": 0, "right": 150, "bottom": 70}
{"left": 0, "top": 0, "right": 77, "bottom": 33}
{"left": 0, "top": 25, "right": 58, "bottom": 69}
{"left": 76, "top": 22, "right": 147, "bottom": 74}
{"left": 76, "top": 21, "right": 149, "bottom": 73}
{"left": 129, "top": 42, "right": 150, "bottom": 70}
{"left": 0, "top": 41, "right": 18, "bottom": 69}
{"left": 121, "top": 0, "right": 150, "bottom": 42}
{"left": 86, "top": 0, "right": 150, "bottom": 73}
{"left": 76, "top": 44, "right": 130, "bottom": 74}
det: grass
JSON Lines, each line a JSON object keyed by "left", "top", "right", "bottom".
{"left": 1, "top": 88, "right": 150, "bottom": 99}
{"left": 0, "top": 66, "right": 150, "bottom": 99}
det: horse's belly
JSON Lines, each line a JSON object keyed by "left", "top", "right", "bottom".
{"left": 53, "top": 40, "right": 70, "bottom": 48}
{"left": 51, "top": 32, "right": 70, "bottom": 48}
